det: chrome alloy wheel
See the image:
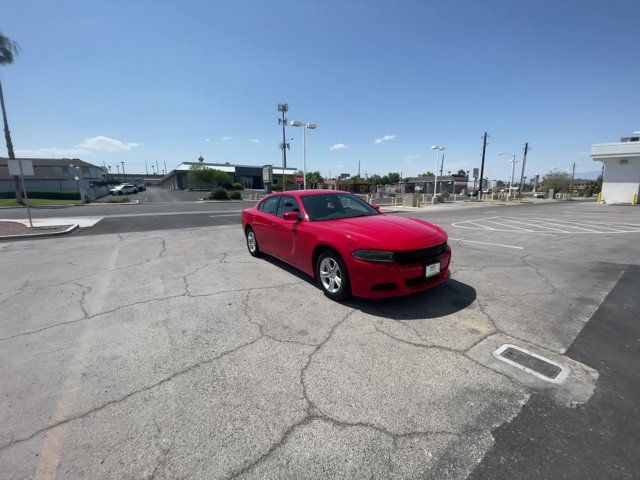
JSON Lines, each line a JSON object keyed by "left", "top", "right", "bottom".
{"left": 247, "top": 230, "right": 257, "bottom": 253}
{"left": 319, "top": 257, "right": 342, "bottom": 294}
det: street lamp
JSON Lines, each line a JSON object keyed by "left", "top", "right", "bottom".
{"left": 499, "top": 153, "right": 517, "bottom": 200}
{"left": 290, "top": 120, "right": 317, "bottom": 190}
{"left": 430, "top": 145, "right": 445, "bottom": 204}
{"left": 69, "top": 164, "right": 82, "bottom": 202}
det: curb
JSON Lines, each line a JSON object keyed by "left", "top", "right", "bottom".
{"left": 0, "top": 224, "right": 79, "bottom": 241}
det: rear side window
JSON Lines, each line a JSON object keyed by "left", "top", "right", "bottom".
{"left": 276, "top": 196, "right": 299, "bottom": 216}
{"left": 259, "top": 197, "right": 279, "bottom": 215}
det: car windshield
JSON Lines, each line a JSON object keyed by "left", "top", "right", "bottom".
{"left": 301, "top": 193, "right": 379, "bottom": 221}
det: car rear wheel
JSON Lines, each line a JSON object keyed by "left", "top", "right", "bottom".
{"left": 317, "top": 251, "right": 351, "bottom": 300}
{"left": 245, "top": 227, "right": 261, "bottom": 257}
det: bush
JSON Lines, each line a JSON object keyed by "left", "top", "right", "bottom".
{"left": 229, "top": 190, "right": 242, "bottom": 200}
{"left": 210, "top": 188, "right": 229, "bottom": 200}
{"left": 231, "top": 182, "right": 244, "bottom": 190}
{"left": 223, "top": 182, "right": 234, "bottom": 190}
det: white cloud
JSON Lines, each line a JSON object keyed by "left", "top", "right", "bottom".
{"left": 402, "top": 154, "right": 419, "bottom": 164}
{"left": 249, "top": 138, "right": 260, "bottom": 144}
{"left": 15, "top": 147, "right": 90, "bottom": 157}
{"left": 222, "top": 136, "right": 232, "bottom": 141}
{"left": 205, "top": 138, "right": 211, "bottom": 142}
{"left": 15, "top": 135, "right": 140, "bottom": 157}
{"left": 374, "top": 134, "right": 396, "bottom": 144}
{"left": 76, "top": 135, "right": 140, "bottom": 153}
{"left": 336, "top": 164, "right": 344, "bottom": 169}
{"left": 330, "top": 143, "right": 347, "bottom": 151}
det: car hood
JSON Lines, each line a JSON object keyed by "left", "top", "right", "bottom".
{"left": 318, "top": 214, "right": 447, "bottom": 250}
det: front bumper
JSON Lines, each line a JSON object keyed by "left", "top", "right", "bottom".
{"left": 347, "top": 246, "right": 452, "bottom": 298}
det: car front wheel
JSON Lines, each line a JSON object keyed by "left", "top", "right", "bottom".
{"left": 245, "top": 227, "right": 261, "bottom": 257}
{"left": 316, "top": 251, "right": 351, "bottom": 300}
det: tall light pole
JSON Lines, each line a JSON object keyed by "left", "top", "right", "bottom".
{"left": 277, "top": 103, "right": 289, "bottom": 190}
{"left": 430, "top": 145, "right": 445, "bottom": 204}
{"left": 499, "top": 153, "right": 517, "bottom": 200}
{"left": 290, "top": 120, "right": 317, "bottom": 190}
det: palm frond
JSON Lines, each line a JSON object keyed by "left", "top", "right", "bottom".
{"left": 0, "top": 33, "right": 21, "bottom": 65}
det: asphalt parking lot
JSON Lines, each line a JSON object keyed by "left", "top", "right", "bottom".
{"left": 0, "top": 200, "right": 638, "bottom": 479}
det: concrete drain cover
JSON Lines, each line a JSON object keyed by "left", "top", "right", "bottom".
{"left": 493, "top": 344, "right": 569, "bottom": 383}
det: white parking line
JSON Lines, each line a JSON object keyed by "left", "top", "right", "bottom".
{"left": 208, "top": 213, "right": 243, "bottom": 218}
{"left": 448, "top": 237, "right": 524, "bottom": 250}
{"left": 502, "top": 217, "right": 570, "bottom": 233}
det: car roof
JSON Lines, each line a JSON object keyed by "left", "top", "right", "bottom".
{"left": 265, "top": 189, "right": 354, "bottom": 199}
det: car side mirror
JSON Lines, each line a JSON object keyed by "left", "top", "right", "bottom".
{"left": 371, "top": 204, "right": 381, "bottom": 212}
{"left": 282, "top": 211, "right": 299, "bottom": 221}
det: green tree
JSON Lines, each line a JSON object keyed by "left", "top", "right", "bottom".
{"left": 187, "top": 164, "right": 229, "bottom": 189}
{"left": 542, "top": 170, "right": 571, "bottom": 193}
{"left": 457, "top": 169, "right": 468, "bottom": 176}
{"left": 418, "top": 171, "right": 435, "bottom": 178}
{"left": 305, "top": 171, "right": 324, "bottom": 189}
{"left": 387, "top": 172, "right": 400, "bottom": 183}
{"left": 0, "top": 32, "right": 21, "bottom": 201}
{"left": 368, "top": 174, "right": 383, "bottom": 185}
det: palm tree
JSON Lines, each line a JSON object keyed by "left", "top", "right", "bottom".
{"left": 0, "top": 32, "right": 21, "bottom": 200}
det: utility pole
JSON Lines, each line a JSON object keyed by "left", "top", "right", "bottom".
{"left": 156, "top": 160, "right": 160, "bottom": 177}
{"left": 519, "top": 142, "right": 529, "bottom": 193}
{"left": 121, "top": 161, "right": 125, "bottom": 179}
{"left": 569, "top": 162, "right": 576, "bottom": 197}
{"left": 145, "top": 160, "right": 149, "bottom": 175}
{"left": 358, "top": 160, "right": 361, "bottom": 178}
{"left": 439, "top": 153, "right": 445, "bottom": 176}
{"left": 478, "top": 132, "right": 488, "bottom": 196}
{"left": 278, "top": 103, "right": 289, "bottom": 190}
{"left": 164, "top": 161, "right": 167, "bottom": 176}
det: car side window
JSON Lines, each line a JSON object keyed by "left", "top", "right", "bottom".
{"left": 276, "top": 196, "right": 299, "bottom": 217}
{"left": 259, "top": 197, "right": 279, "bottom": 215}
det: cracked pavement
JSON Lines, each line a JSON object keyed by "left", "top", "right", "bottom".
{"left": 1, "top": 202, "right": 638, "bottom": 479}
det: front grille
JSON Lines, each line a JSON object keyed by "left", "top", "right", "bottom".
{"left": 393, "top": 242, "right": 447, "bottom": 265}
{"left": 371, "top": 282, "right": 397, "bottom": 291}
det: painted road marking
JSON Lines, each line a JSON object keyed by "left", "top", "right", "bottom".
{"left": 451, "top": 216, "right": 640, "bottom": 234}
{"left": 448, "top": 237, "right": 524, "bottom": 250}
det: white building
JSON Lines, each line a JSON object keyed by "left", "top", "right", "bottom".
{"left": 591, "top": 133, "right": 640, "bottom": 204}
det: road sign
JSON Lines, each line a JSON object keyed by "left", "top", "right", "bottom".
{"left": 473, "top": 167, "right": 479, "bottom": 179}
{"left": 295, "top": 174, "right": 304, "bottom": 185}
{"left": 8, "top": 159, "right": 34, "bottom": 176}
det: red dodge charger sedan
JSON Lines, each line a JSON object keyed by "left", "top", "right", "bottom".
{"left": 241, "top": 190, "right": 451, "bottom": 300}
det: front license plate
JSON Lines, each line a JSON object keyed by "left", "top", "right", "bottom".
{"left": 425, "top": 263, "right": 441, "bottom": 278}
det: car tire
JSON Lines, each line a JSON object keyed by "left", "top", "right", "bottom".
{"left": 117, "top": 191, "right": 122, "bottom": 196}
{"left": 245, "top": 227, "right": 262, "bottom": 257}
{"left": 316, "top": 251, "right": 352, "bottom": 300}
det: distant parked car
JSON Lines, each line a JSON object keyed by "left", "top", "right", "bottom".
{"left": 532, "top": 192, "right": 545, "bottom": 199}
{"left": 136, "top": 184, "right": 146, "bottom": 192}
{"left": 110, "top": 184, "right": 138, "bottom": 196}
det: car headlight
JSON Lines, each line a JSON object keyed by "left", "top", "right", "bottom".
{"left": 352, "top": 250, "right": 395, "bottom": 263}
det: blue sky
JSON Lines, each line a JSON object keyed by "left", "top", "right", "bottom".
{"left": 2, "top": 0, "right": 639, "bottom": 180}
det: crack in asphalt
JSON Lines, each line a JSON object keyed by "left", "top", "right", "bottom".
{"left": 0, "top": 335, "right": 264, "bottom": 453}
{"left": 240, "top": 290, "right": 319, "bottom": 347}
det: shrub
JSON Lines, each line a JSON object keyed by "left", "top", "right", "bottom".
{"left": 210, "top": 188, "right": 229, "bottom": 200}
{"left": 231, "top": 182, "right": 244, "bottom": 190}
{"left": 229, "top": 190, "right": 242, "bottom": 200}
{"left": 223, "top": 182, "right": 234, "bottom": 190}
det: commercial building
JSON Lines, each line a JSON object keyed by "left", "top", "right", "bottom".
{"left": 0, "top": 157, "right": 108, "bottom": 196}
{"left": 158, "top": 159, "right": 297, "bottom": 190}
{"left": 591, "top": 133, "right": 640, "bottom": 204}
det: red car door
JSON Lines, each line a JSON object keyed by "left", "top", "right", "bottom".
{"left": 252, "top": 196, "right": 280, "bottom": 253}
{"left": 271, "top": 195, "right": 302, "bottom": 264}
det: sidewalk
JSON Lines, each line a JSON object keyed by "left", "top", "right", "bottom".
{"left": 0, "top": 220, "right": 78, "bottom": 240}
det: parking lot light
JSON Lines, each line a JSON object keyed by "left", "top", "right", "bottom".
{"left": 499, "top": 153, "right": 517, "bottom": 200}
{"left": 431, "top": 145, "right": 445, "bottom": 204}
{"left": 290, "top": 120, "right": 317, "bottom": 190}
